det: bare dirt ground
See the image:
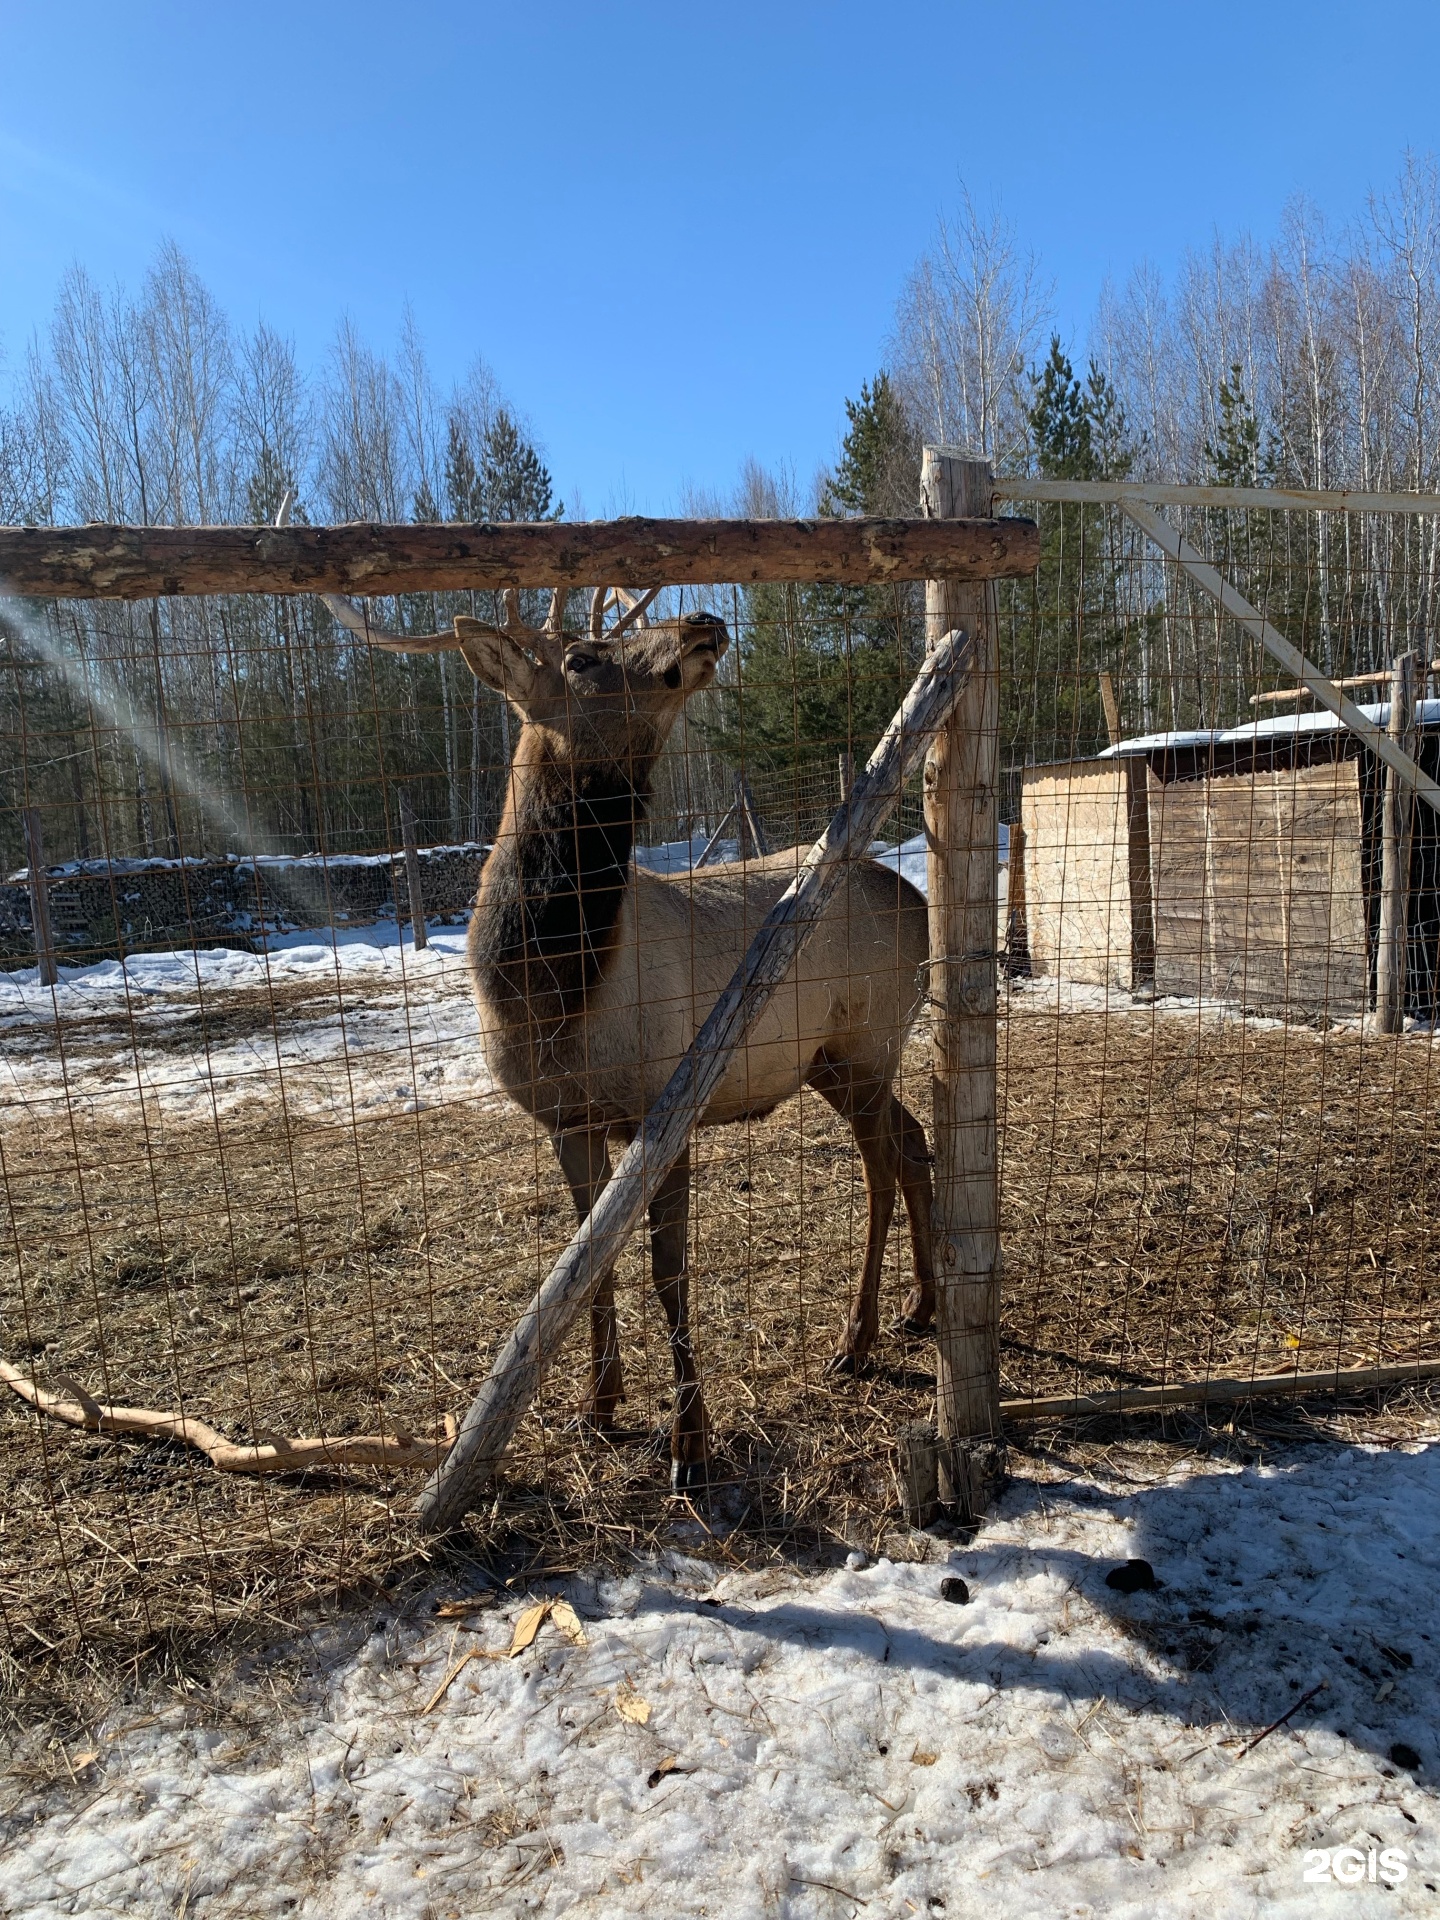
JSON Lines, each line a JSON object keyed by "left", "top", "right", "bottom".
{"left": 4, "top": 977, "right": 1439, "bottom": 1752}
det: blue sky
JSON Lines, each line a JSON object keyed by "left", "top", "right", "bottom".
{"left": 2, "top": 1, "right": 1438, "bottom": 513}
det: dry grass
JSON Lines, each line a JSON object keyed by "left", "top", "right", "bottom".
{"left": 4, "top": 990, "right": 1440, "bottom": 1745}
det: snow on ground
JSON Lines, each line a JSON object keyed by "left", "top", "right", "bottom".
{"left": 0, "top": 818, "right": 1413, "bottom": 1139}
{"left": 4, "top": 1442, "right": 1437, "bottom": 1918}
{"left": 0, "top": 836, "right": 949, "bottom": 1133}
{"left": 0, "top": 927, "right": 489, "bottom": 1128}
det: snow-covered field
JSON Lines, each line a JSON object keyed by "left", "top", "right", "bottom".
{"left": 0, "top": 834, "right": 1001, "bottom": 1134}
{"left": 0, "top": 926, "right": 489, "bottom": 1128}
{"left": 4, "top": 1441, "right": 1437, "bottom": 1917}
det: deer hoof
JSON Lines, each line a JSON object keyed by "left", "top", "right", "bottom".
{"left": 670, "top": 1455, "right": 711, "bottom": 1495}
{"left": 900, "top": 1289, "right": 935, "bottom": 1331}
{"left": 826, "top": 1350, "right": 866, "bottom": 1378}
{"left": 897, "top": 1314, "right": 935, "bottom": 1338}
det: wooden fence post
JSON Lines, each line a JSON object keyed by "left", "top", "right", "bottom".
{"left": 22, "top": 808, "right": 58, "bottom": 988}
{"left": 397, "top": 788, "right": 428, "bottom": 951}
{"left": 920, "top": 449, "right": 1006, "bottom": 1525}
{"left": 1004, "top": 819, "right": 1030, "bottom": 977}
{"left": 735, "top": 773, "right": 771, "bottom": 857}
{"left": 1376, "top": 651, "right": 1419, "bottom": 1032}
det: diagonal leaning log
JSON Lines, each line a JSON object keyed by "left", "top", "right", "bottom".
{"left": 416, "top": 627, "right": 979, "bottom": 1533}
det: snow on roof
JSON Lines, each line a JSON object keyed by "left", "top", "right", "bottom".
{"left": 1100, "top": 697, "right": 1440, "bottom": 758}
{"left": 1222, "top": 697, "right": 1440, "bottom": 743}
{"left": 1097, "top": 730, "right": 1219, "bottom": 757}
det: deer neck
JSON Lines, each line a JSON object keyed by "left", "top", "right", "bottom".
{"left": 472, "top": 724, "right": 655, "bottom": 1026}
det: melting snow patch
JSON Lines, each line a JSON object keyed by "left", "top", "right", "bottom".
{"left": 4, "top": 1443, "right": 1437, "bottom": 1915}
{"left": 0, "top": 928, "right": 491, "bottom": 1126}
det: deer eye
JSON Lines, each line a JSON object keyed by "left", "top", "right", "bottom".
{"left": 663, "top": 664, "right": 682, "bottom": 689}
{"left": 566, "top": 653, "right": 598, "bottom": 675}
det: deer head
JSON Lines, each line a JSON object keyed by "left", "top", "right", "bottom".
{"left": 322, "top": 582, "right": 729, "bottom": 782}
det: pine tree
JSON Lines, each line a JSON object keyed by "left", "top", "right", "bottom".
{"left": 1017, "top": 338, "right": 1138, "bottom": 756}
{"left": 481, "top": 409, "right": 558, "bottom": 521}
{"left": 244, "top": 443, "right": 303, "bottom": 524}
{"left": 711, "top": 377, "right": 923, "bottom": 789}
{"left": 1205, "top": 365, "right": 1275, "bottom": 488}
{"left": 1029, "top": 338, "right": 1094, "bottom": 479}
{"left": 819, "top": 372, "right": 920, "bottom": 516}
{"left": 444, "top": 416, "right": 484, "bottom": 521}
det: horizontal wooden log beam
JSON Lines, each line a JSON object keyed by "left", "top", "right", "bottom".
{"left": 0, "top": 515, "right": 1039, "bottom": 601}
{"left": 992, "top": 475, "right": 1440, "bottom": 515}
{"left": 1001, "top": 1357, "right": 1440, "bottom": 1423}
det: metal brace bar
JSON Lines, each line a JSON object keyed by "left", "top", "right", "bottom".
{"left": 1120, "top": 497, "right": 1440, "bottom": 821}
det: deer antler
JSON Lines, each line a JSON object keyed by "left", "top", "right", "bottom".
{"left": 589, "top": 585, "right": 662, "bottom": 639}
{"left": 273, "top": 495, "right": 572, "bottom": 661}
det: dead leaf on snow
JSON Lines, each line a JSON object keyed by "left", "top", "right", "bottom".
{"left": 615, "top": 1683, "right": 651, "bottom": 1725}
{"left": 508, "top": 1601, "right": 551, "bottom": 1657}
{"left": 550, "top": 1600, "right": 588, "bottom": 1646}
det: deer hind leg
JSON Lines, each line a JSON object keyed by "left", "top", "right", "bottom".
{"left": 810, "top": 1058, "right": 899, "bottom": 1376}
{"left": 648, "top": 1147, "right": 709, "bottom": 1491}
{"left": 551, "top": 1128, "right": 621, "bottom": 1430}
{"left": 894, "top": 1096, "right": 937, "bottom": 1332}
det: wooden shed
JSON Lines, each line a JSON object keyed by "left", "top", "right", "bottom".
{"left": 1017, "top": 711, "right": 1440, "bottom": 1019}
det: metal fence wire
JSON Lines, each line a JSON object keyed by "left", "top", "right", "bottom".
{"left": 2, "top": 501, "right": 1438, "bottom": 1695}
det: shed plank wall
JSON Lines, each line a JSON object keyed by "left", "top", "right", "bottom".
{"left": 1020, "top": 765, "right": 1133, "bottom": 988}
{"left": 1149, "top": 762, "right": 1367, "bottom": 1015}
{"left": 1147, "top": 772, "right": 1209, "bottom": 998}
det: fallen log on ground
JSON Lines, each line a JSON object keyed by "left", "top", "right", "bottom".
{"left": 7, "top": 1352, "right": 1436, "bottom": 1481}
{"left": 0, "top": 1359, "right": 451, "bottom": 1473}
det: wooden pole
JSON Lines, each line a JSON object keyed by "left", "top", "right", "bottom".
{"left": 695, "top": 800, "right": 739, "bottom": 868}
{"left": 1125, "top": 761, "right": 1156, "bottom": 989}
{"left": 992, "top": 476, "right": 1440, "bottom": 516}
{"left": 397, "top": 787, "right": 428, "bottom": 952}
{"left": 1375, "top": 652, "right": 1419, "bottom": 1032}
{"left": 920, "top": 449, "right": 1005, "bottom": 1526}
{"left": 1004, "top": 819, "right": 1030, "bottom": 977}
{"left": 1121, "top": 499, "right": 1440, "bottom": 821}
{"left": 735, "top": 773, "right": 771, "bottom": 856}
{"left": 414, "top": 628, "right": 979, "bottom": 1533}
{"left": 999, "top": 1356, "right": 1440, "bottom": 1424}
{"left": 0, "top": 516, "right": 1040, "bottom": 602}
{"left": 1098, "top": 670, "right": 1122, "bottom": 747}
{"left": 22, "top": 807, "right": 58, "bottom": 988}
{"left": 838, "top": 749, "right": 854, "bottom": 802}
{"left": 1249, "top": 665, "right": 1440, "bottom": 705}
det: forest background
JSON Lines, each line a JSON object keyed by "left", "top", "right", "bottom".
{"left": 5, "top": 160, "right": 1440, "bottom": 873}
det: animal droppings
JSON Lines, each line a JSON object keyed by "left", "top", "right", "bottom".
{"left": 1105, "top": 1560, "right": 1157, "bottom": 1594}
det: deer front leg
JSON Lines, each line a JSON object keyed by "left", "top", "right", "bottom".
{"left": 829, "top": 1116, "right": 899, "bottom": 1375}
{"left": 811, "top": 1065, "right": 900, "bottom": 1375}
{"left": 894, "top": 1096, "right": 937, "bottom": 1332}
{"left": 649, "top": 1149, "right": 709, "bottom": 1491}
{"left": 551, "top": 1128, "right": 621, "bottom": 1430}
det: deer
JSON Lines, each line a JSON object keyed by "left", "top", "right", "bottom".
{"left": 323, "top": 584, "right": 938, "bottom": 1490}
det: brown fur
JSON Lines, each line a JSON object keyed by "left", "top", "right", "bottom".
{"left": 458, "top": 607, "right": 935, "bottom": 1485}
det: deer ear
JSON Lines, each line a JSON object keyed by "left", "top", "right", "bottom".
{"left": 453, "top": 616, "right": 538, "bottom": 704}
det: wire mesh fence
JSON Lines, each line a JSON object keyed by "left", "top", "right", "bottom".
{"left": 2, "top": 501, "right": 1438, "bottom": 1709}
